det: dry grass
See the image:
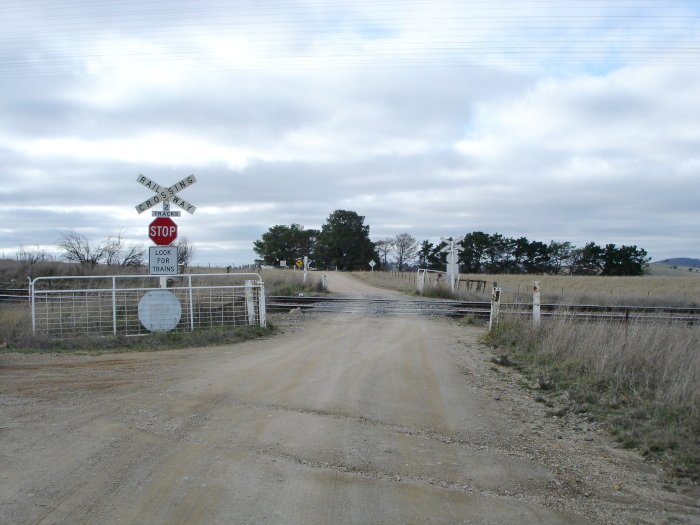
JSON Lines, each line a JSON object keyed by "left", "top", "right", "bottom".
{"left": 0, "top": 304, "right": 33, "bottom": 347}
{"left": 353, "top": 270, "right": 700, "bottom": 307}
{"left": 468, "top": 273, "right": 700, "bottom": 307}
{"left": 258, "top": 269, "right": 326, "bottom": 296}
{"left": 351, "top": 270, "right": 418, "bottom": 295}
{"left": 486, "top": 317, "right": 700, "bottom": 480}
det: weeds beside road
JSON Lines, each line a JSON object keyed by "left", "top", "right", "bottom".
{"left": 485, "top": 317, "right": 700, "bottom": 481}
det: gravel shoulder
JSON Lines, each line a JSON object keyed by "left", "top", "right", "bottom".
{"left": 0, "top": 273, "right": 697, "bottom": 524}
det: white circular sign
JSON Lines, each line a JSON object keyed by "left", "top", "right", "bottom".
{"left": 138, "top": 290, "right": 182, "bottom": 332}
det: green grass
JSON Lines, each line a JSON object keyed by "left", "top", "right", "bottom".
{"left": 484, "top": 317, "right": 700, "bottom": 481}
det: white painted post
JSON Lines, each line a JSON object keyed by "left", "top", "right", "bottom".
{"left": 29, "top": 277, "right": 36, "bottom": 335}
{"left": 533, "top": 280, "right": 541, "bottom": 327}
{"left": 188, "top": 275, "right": 195, "bottom": 331}
{"left": 489, "top": 284, "right": 501, "bottom": 331}
{"left": 417, "top": 270, "right": 425, "bottom": 295}
{"left": 160, "top": 276, "right": 167, "bottom": 288}
{"left": 112, "top": 276, "right": 117, "bottom": 335}
{"left": 245, "top": 280, "right": 256, "bottom": 325}
{"left": 258, "top": 280, "right": 267, "bottom": 327}
{"left": 303, "top": 256, "right": 308, "bottom": 283}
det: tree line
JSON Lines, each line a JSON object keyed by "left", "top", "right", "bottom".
{"left": 414, "top": 233, "right": 649, "bottom": 276}
{"left": 254, "top": 210, "right": 650, "bottom": 276}
{"left": 253, "top": 210, "right": 376, "bottom": 271}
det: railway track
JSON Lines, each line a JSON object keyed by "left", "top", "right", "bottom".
{"left": 267, "top": 295, "right": 700, "bottom": 324}
{"left": 5, "top": 288, "right": 698, "bottom": 324}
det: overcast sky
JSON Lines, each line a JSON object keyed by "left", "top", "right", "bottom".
{"left": 1, "top": 0, "right": 699, "bottom": 266}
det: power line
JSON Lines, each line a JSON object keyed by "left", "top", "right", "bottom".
{"left": 0, "top": 0, "right": 697, "bottom": 78}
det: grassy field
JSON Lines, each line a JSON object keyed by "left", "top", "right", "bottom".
{"left": 353, "top": 270, "right": 700, "bottom": 307}
{"left": 485, "top": 316, "right": 700, "bottom": 481}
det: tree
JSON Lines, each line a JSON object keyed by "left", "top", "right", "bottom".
{"left": 312, "top": 210, "right": 377, "bottom": 271}
{"left": 459, "top": 231, "right": 490, "bottom": 273}
{"left": 118, "top": 244, "right": 147, "bottom": 267}
{"left": 570, "top": 242, "right": 604, "bottom": 275}
{"left": 417, "top": 240, "right": 432, "bottom": 268}
{"left": 483, "top": 233, "right": 511, "bottom": 273}
{"left": 600, "top": 244, "right": 649, "bottom": 276}
{"left": 547, "top": 241, "right": 574, "bottom": 274}
{"left": 506, "top": 236, "right": 530, "bottom": 273}
{"left": 416, "top": 240, "right": 446, "bottom": 270}
{"left": 521, "top": 240, "right": 551, "bottom": 274}
{"left": 176, "top": 237, "right": 196, "bottom": 271}
{"left": 58, "top": 230, "right": 107, "bottom": 268}
{"left": 57, "top": 230, "right": 146, "bottom": 269}
{"left": 374, "top": 238, "right": 394, "bottom": 268}
{"left": 253, "top": 224, "right": 318, "bottom": 266}
{"left": 103, "top": 232, "right": 146, "bottom": 267}
{"left": 393, "top": 233, "right": 419, "bottom": 271}
{"left": 17, "top": 245, "right": 52, "bottom": 264}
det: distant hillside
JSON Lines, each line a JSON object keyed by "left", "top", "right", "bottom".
{"left": 655, "top": 258, "right": 700, "bottom": 268}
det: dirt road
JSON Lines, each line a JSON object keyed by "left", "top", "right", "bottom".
{"left": 1, "top": 273, "right": 697, "bottom": 524}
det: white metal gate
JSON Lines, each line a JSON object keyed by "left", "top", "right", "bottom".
{"left": 30, "top": 273, "right": 266, "bottom": 338}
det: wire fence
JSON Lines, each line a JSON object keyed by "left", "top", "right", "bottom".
{"left": 30, "top": 273, "right": 266, "bottom": 338}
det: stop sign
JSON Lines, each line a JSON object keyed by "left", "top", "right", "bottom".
{"left": 149, "top": 217, "right": 178, "bottom": 246}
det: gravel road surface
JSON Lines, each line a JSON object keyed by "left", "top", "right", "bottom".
{"left": 1, "top": 272, "right": 697, "bottom": 524}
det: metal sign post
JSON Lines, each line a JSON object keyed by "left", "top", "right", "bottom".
{"left": 369, "top": 260, "right": 376, "bottom": 272}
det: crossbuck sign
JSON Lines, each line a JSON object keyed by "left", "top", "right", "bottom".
{"left": 440, "top": 236, "right": 464, "bottom": 292}
{"left": 135, "top": 174, "right": 198, "bottom": 215}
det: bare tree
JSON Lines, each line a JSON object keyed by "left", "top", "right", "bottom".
{"left": 176, "top": 237, "right": 195, "bottom": 271}
{"left": 393, "top": 233, "right": 419, "bottom": 271}
{"left": 58, "top": 230, "right": 107, "bottom": 268}
{"left": 103, "top": 232, "right": 146, "bottom": 267}
{"left": 17, "top": 245, "right": 52, "bottom": 264}
{"left": 103, "top": 235, "right": 122, "bottom": 267}
{"left": 119, "top": 244, "right": 147, "bottom": 267}
{"left": 374, "top": 238, "right": 394, "bottom": 268}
